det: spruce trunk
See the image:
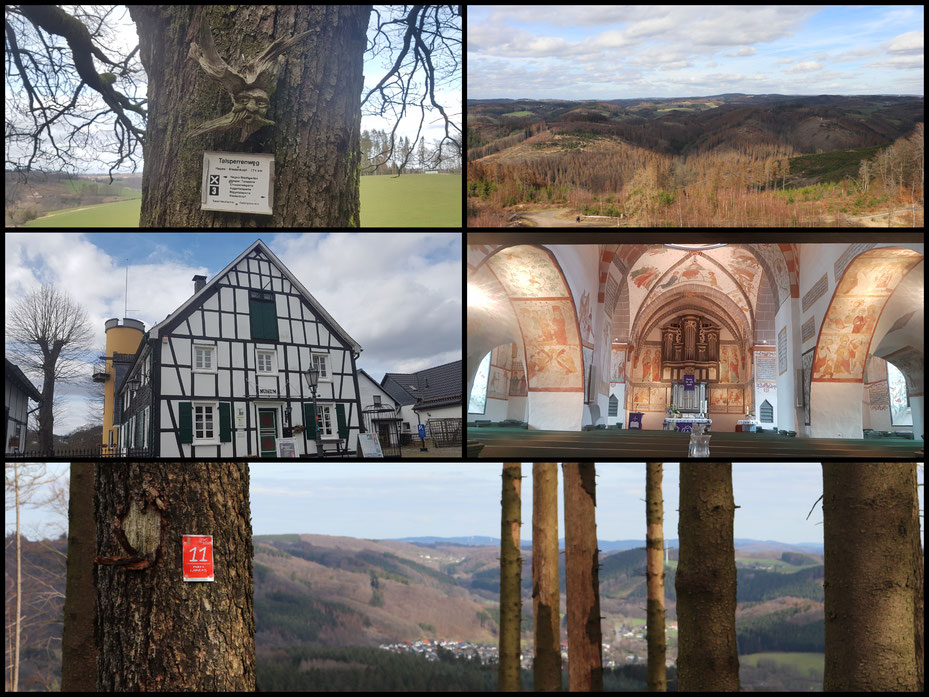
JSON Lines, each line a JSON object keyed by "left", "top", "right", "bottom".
{"left": 499, "top": 462, "right": 522, "bottom": 692}
{"left": 822, "top": 463, "right": 918, "bottom": 691}
{"left": 532, "top": 463, "right": 562, "bottom": 691}
{"left": 129, "top": 5, "right": 370, "bottom": 227}
{"left": 61, "top": 463, "right": 97, "bottom": 691}
{"left": 676, "top": 463, "right": 739, "bottom": 691}
{"left": 646, "top": 462, "right": 666, "bottom": 691}
{"left": 562, "top": 462, "right": 603, "bottom": 691}
{"left": 94, "top": 463, "right": 255, "bottom": 691}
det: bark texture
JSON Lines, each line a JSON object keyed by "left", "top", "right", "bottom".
{"left": 61, "top": 463, "right": 97, "bottom": 691}
{"left": 499, "top": 462, "right": 522, "bottom": 692}
{"left": 645, "top": 462, "right": 666, "bottom": 692}
{"left": 129, "top": 5, "right": 370, "bottom": 227}
{"left": 95, "top": 464, "right": 254, "bottom": 691}
{"left": 822, "top": 463, "right": 918, "bottom": 691}
{"left": 532, "top": 463, "right": 562, "bottom": 691}
{"left": 676, "top": 463, "right": 739, "bottom": 691}
{"left": 562, "top": 462, "right": 603, "bottom": 691}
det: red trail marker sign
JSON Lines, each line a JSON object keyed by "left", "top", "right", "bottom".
{"left": 182, "top": 535, "right": 214, "bottom": 582}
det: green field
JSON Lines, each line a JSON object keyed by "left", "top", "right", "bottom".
{"left": 741, "top": 652, "right": 824, "bottom": 673}
{"left": 25, "top": 173, "right": 460, "bottom": 228}
{"left": 359, "top": 173, "right": 461, "bottom": 227}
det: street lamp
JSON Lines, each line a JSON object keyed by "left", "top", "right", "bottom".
{"left": 303, "top": 365, "right": 323, "bottom": 459}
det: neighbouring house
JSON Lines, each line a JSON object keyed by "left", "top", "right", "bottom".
{"left": 112, "top": 239, "right": 363, "bottom": 458}
{"left": 381, "top": 360, "right": 462, "bottom": 444}
{"left": 5, "top": 358, "right": 42, "bottom": 454}
{"left": 357, "top": 368, "right": 403, "bottom": 446}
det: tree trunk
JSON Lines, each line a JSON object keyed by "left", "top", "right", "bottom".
{"left": 499, "top": 462, "right": 522, "bottom": 692}
{"left": 562, "top": 462, "right": 602, "bottom": 691}
{"left": 646, "top": 462, "right": 666, "bottom": 691}
{"left": 822, "top": 463, "right": 918, "bottom": 691}
{"left": 129, "top": 5, "right": 370, "bottom": 227}
{"left": 913, "top": 466, "right": 924, "bottom": 693}
{"left": 532, "top": 463, "right": 562, "bottom": 691}
{"left": 676, "top": 463, "right": 739, "bottom": 691}
{"left": 94, "top": 464, "right": 254, "bottom": 691}
{"left": 61, "top": 463, "right": 97, "bottom": 691}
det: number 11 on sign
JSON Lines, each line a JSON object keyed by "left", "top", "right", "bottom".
{"left": 182, "top": 535, "right": 214, "bottom": 582}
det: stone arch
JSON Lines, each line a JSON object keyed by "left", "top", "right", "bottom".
{"left": 631, "top": 285, "right": 751, "bottom": 348}
{"left": 809, "top": 247, "right": 923, "bottom": 438}
{"left": 469, "top": 244, "right": 585, "bottom": 431}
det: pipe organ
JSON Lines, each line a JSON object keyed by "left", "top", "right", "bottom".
{"left": 661, "top": 315, "right": 719, "bottom": 411}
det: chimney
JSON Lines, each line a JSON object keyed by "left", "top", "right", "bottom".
{"left": 192, "top": 274, "right": 207, "bottom": 294}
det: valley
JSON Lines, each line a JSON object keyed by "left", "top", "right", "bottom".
{"left": 467, "top": 94, "right": 924, "bottom": 228}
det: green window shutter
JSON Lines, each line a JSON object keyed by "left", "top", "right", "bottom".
{"left": 250, "top": 294, "right": 279, "bottom": 341}
{"left": 303, "top": 403, "right": 317, "bottom": 439}
{"left": 336, "top": 403, "right": 348, "bottom": 439}
{"left": 219, "top": 402, "right": 232, "bottom": 443}
{"left": 179, "top": 402, "right": 193, "bottom": 444}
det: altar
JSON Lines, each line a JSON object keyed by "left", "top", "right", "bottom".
{"left": 663, "top": 417, "right": 712, "bottom": 432}
{"left": 735, "top": 419, "right": 759, "bottom": 433}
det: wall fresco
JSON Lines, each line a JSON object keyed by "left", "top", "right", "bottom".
{"left": 610, "top": 345, "right": 626, "bottom": 383}
{"left": 513, "top": 299, "right": 582, "bottom": 390}
{"left": 488, "top": 246, "right": 568, "bottom": 297}
{"left": 814, "top": 247, "right": 922, "bottom": 382}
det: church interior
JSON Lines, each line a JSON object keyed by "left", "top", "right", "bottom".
{"left": 467, "top": 235, "right": 924, "bottom": 459}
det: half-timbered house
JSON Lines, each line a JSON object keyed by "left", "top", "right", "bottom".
{"left": 114, "top": 239, "right": 363, "bottom": 458}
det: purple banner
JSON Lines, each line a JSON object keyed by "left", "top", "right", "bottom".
{"left": 683, "top": 374, "right": 695, "bottom": 391}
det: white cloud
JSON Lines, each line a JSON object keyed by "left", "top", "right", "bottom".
{"left": 886, "top": 30, "right": 924, "bottom": 55}
{"left": 785, "top": 61, "right": 824, "bottom": 73}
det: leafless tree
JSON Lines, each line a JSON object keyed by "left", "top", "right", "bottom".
{"left": 4, "top": 464, "right": 63, "bottom": 692}
{"left": 5, "top": 284, "right": 95, "bottom": 455}
{"left": 362, "top": 5, "right": 461, "bottom": 174}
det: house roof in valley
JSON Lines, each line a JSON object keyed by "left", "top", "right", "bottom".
{"left": 148, "top": 239, "right": 362, "bottom": 355}
{"left": 381, "top": 360, "right": 462, "bottom": 410}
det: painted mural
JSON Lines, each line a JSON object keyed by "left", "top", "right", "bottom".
{"left": 707, "top": 385, "right": 747, "bottom": 413}
{"left": 513, "top": 299, "right": 582, "bottom": 390}
{"left": 487, "top": 245, "right": 568, "bottom": 297}
{"left": 814, "top": 247, "right": 922, "bottom": 382}
{"left": 487, "top": 365, "right": 508, "bottom": 400}
{"left": 718, "top": 344, "right": 744, "bottom": 383}
{"left": 579, "top": 290, "right": 593, "bottom": 343}
{"left": 751, "top": 244, "right": 791, "bottom": 305}
{"left": 610, "top": 345, "right": 626, "bottom": 383}
{"left": 637, "top": 345, "right": 662, "bottom": 382}
{"left": 630, "top": 385, "right": 668, "bottom": 412}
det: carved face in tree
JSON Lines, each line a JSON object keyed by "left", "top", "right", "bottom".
{"left": 233, "top": 89, "right": 271, "bottom": 122}
{"left": 187, "top": 23, "right": 312, "bottom": 142}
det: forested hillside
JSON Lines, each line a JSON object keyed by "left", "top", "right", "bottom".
{"left": 467, "top": 94, "right": 924, "bottom": 227}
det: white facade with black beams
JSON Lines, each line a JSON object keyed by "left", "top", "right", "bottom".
{"left": 115, "top": 240, "right": 363, "bottom": 458}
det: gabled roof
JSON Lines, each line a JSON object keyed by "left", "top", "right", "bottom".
{"left": 357, "top": 369, "right": 400, "bottom": 408}
{"left": 5, "top": 358, "right": 43, "bottom": 402}
{"left": 381, "top": 360, "right": 462, "bottom": 410}
{"left": 148, "top": 239, "right": 362, "bottom": 354}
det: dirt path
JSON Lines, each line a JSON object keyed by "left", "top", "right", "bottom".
{"left": 847, "top": 205, "right": 922, "bottom": 227}
{"left": 511, "top": 207, "right": 626, "bottom": 227}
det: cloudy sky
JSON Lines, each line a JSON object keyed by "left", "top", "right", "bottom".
{"left": 17, "top": 464, "right": 918, "bottom": 546}
{"left": 468, "top": 5, "right": 925, "bottom": 99}
{"left": 4, "top": 233, "right": 460, "bottom": 435}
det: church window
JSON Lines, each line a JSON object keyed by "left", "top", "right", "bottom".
{"left": 887, "top": 362, "right": 912, "bottom": 426}
{"left": 468, "top": 351, "right": 491, "bottom": 414}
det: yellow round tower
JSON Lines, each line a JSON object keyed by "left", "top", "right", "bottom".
{"left": 94, "top": 318, "right": 145, "bottom": 452}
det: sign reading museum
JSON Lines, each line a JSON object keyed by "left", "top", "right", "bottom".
{"left": 201, "top": 151, "right": 274, "bottom": 215}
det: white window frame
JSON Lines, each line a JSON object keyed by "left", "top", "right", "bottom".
{"left": 316, "top": 404, "right": 337, "bottom": 439}
{"left": 193, "top": 402, "right": 219, "bottom": 444}
{"left": 192, "top": 342, "right": 217, "bottom": 374}
{"left": 311, "top": 353, "right": 331, "bottom": 382}
{"left": 256, "top": 349, "right": 276, "bottom": 374}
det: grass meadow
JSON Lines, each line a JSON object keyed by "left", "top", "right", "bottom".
{"left": 25, "top": 173, "right": 461, "bottom": 228}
